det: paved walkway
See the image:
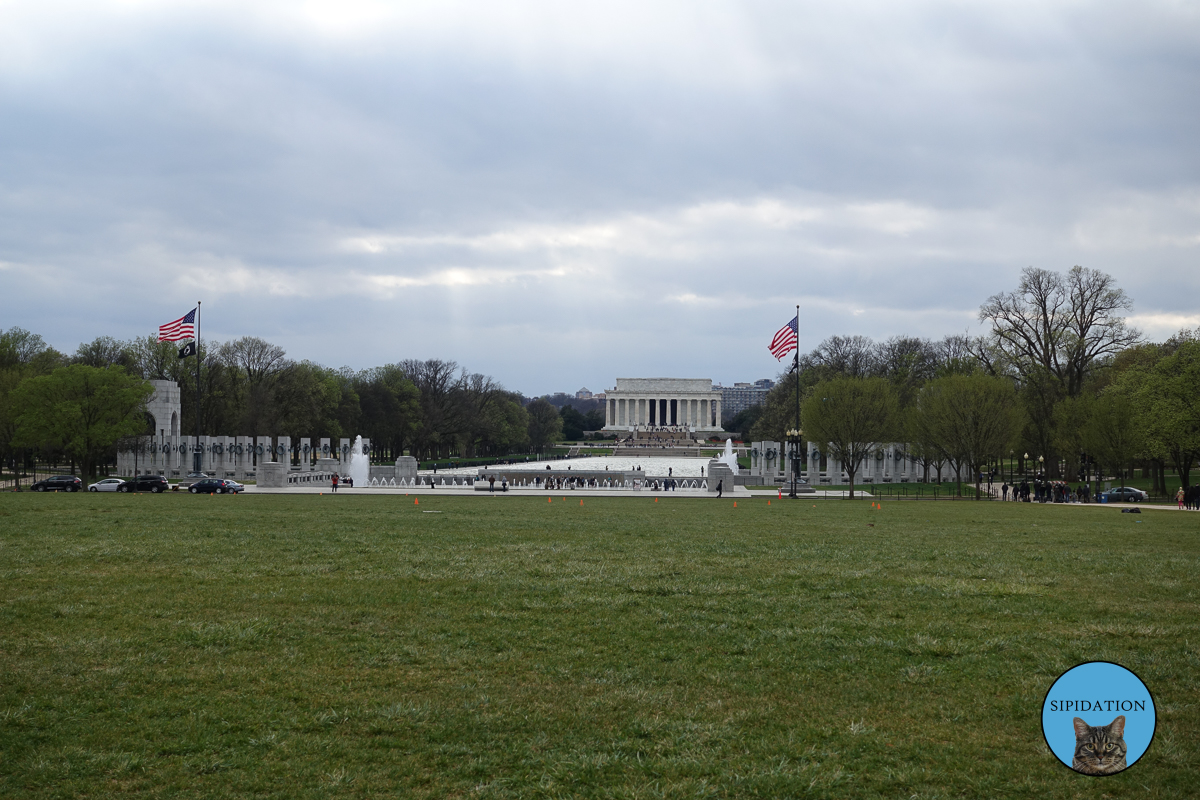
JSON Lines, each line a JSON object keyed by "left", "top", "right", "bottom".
{"left": 247, "top": 484, "right": 755, "bottom": 498}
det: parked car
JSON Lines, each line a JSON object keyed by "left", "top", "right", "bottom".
{"left": 1101, "top": 486, "right": 1148, "bottom": 503}
{"left": 118, "top": 475, "right": 171, "bottom": 493}
{"left": 88, "top": 478, "right": 125, "bottom": 492}
{"left": 188, "top": 478, "right": 243, "bottom": 494}
{"left": 30, "top": 475, "right": 83, "bottom": 492}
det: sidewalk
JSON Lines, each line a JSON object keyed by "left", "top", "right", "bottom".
{"left": 247, "top": 484, "right": 755, "bottom": 498}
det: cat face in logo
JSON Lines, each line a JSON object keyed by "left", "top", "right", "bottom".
{"left": 1072, "top": 715, "right": 1127, "bottom": 775}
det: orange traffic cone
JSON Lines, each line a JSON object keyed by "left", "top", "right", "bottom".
{"left": 654, "top": 497, "right": 658, "bottom": 503}
{"left": 414, "top": 497, "right": 419, "bottom": 505}
{"left": 580, "top": 499, "right": 583, "bottom": 506}
{"left": 733, "top": 501, "right": 737, "bottom": 507}
{"left": 768, "top": 500, "right": 771, "bottom": 505}
{"left": 548, "top": 497, "right": 552, "bottom": 503}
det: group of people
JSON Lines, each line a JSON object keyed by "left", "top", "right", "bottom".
{"left": 329, "top": 473, "right": 353, "bottom": 491}
{"left": 538, "top": 476, "right": 604, "bottom": 490}
{"left": 1000, "top": 479, "right": 1091, "bottom": 503}
{"left": 1176, "top": 485, "right": 1200, "bottom": 509}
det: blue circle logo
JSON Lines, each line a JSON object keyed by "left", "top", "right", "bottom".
{"left": 1041, "top": 661, "right": 1155, "bottom": 775}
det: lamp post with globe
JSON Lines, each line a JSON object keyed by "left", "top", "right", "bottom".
{"left": 786, "top": 428, "right": 803, "bottom": 498}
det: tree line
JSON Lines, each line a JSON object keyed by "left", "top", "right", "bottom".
{"left": 0, "top": 330, "right": 605, "bottom": 479}
{"left": 749, "top": 266, "right": 1200, "bottom": 498}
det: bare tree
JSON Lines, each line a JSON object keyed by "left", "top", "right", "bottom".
{"left": 809, "top": 335, "right": 879, "bottom": 378}
{"left": 73, "top": 336, "right": 137, "bottom": 370}
{"left": 977, "top": 266, "right": 1140, "bottom": 477}
{"left": 978, "top": 266, "right": 1141, "bottom": 396}
{"left": 526, "top": 398, "right": 563, "bottom": 454}
{"left": 218, "top": 337, "right": 290, "bottom": 437}
{"left": 399, "top": 359, "right": 466, "bottom": 460}
{"left": 220, "top": 337, "right": 288, "bottom": 387}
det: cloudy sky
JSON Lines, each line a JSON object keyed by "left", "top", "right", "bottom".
{"left": 2, "top": 0, "right": 1198, "bottom": 395}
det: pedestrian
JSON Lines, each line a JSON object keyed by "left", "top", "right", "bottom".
{"left": 331, "top": 473, "right": 339, "bottom": 492}
{"left": 716, "top": 479, "right": 723, "bottom": 498}
{"left": 1177, "top": 486, "right": 1185, "bottom": 510}
{"left": 1001, "top": 482, "right": 1009, "bottom": 501}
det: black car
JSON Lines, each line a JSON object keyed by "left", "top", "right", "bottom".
{"left": 118, "top": 475, "right": 171, "bottom": 493}
{"left": 188, "top": 478, "right": 242, "bottom": 494}
{"left": 1100, "top": 486, "right": 1148, "bottom": 503}
{"left": 30, "top": 475, "right": 83, "bottom": 492}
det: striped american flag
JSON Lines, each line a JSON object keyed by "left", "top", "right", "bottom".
{"left": 768, "top": 315, "right": 798, "bottom": 360}
{"left": 158, "top": 308, "right": 196, "bottom": 342}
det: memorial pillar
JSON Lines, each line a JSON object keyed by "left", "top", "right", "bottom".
{"left": 255, "top": 436, "right": 271, "bottom": 468}
{"left": 299, "top": 438, "right": 311, "bottom": 470}
{"left": 242, "top": 436, "right": 252, "bottom": 474}
{"left": 278, "top": 436, "right": 291, "bottom": 469}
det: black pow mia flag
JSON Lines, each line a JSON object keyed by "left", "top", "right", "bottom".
{"left": 178, "top": 341, "right": 196, "bottom": 359}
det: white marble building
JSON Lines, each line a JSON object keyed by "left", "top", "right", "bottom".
{"left": 602, "top": 378, "right": 725, "bottom": 432}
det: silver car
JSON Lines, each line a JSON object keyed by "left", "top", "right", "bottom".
{"left": 88, "top": 478, "right": 125, "bottom": 492}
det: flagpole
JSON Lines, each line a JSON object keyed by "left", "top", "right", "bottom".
{"left": 194, "top": 300, "right": 201, "bottom": 474}
{"left": 793, "top": 303, "right": 800, "bottom": 497}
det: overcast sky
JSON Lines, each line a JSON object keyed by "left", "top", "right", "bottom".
{"left": 2, "top": 0, "right": 1198, "bottom": 395}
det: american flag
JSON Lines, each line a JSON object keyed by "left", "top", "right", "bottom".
{"left": 158, "top": 308, "right": 196, "bottom": 342}
{"left": 768, "top": 315, "right": 798, "bottom": 360}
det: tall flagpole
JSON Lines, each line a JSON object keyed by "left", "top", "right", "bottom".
{"left": 194, "top": 300, "right": 202, "bottom": 474}
{"left": 794, "top": 303, "right": 800, "bottom": 437}
{"left": 793, "top": 304, "right": 800, "bottom": 497}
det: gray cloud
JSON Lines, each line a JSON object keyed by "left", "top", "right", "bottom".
{"left": 2, "top": 0, "right": 1199, "bottom": 394}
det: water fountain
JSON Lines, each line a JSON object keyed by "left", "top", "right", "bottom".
{"left": 347, "top": 435, "right": 370, "bottom": 487}
{"left": 718, "top": 438, "right": 740, "bottom": 475}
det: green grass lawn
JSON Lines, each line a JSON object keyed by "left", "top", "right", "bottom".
{"left": 2, "top": 494, "right": 1197, "bottom": 798}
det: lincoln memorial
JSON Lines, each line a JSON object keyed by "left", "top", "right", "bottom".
{"left": 602, "top": 378, "right": 724, "bottom": 432}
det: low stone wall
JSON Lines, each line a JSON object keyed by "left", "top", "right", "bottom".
{"left": 611, "top": 447, "right": 704, "bottom": 457}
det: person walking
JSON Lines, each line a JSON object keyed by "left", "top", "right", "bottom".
{"left": 1177, "top": 486, "right": 1185, "bottom": 510}
{"left": 716, "top": 479, "right": 723, "bottom": 498}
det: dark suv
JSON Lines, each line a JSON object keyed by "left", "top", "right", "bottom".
{"left": 188, "top": 478, "right": 242, "bottom": 494}
{"left": 118, "top": 475, "right": 171, "bottom": 493}
{"left": 30, "top": 475, "right": 83, "bottom": 492}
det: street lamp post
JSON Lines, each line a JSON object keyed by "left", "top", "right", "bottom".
{"left": 786, "top": 428, "right": 802, "bottom": 499}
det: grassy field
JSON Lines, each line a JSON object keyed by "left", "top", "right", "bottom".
{"left": 1, "top": 494, "right": 1197, "bottom": 798}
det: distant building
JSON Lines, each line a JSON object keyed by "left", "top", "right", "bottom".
{"left": 575, "top": 387, "right": 593, "bottom": 400}
{"left": 602, "top": 378, "right": 724, "bottom": 431}
{"left": 715, "top": 378, "right": 776, "bottom": 419}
